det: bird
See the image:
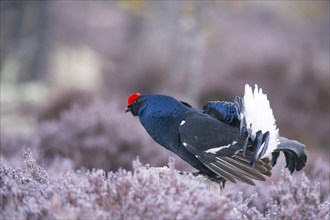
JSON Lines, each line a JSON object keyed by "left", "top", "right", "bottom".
{"left": 125, "top": 84, "right": 307, "bottom": 186}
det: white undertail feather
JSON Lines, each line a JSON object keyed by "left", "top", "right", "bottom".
{"left": 243, "top": 84, "right": 279, "bottom": 158}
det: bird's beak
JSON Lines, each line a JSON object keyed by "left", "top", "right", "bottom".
{"left": 125, "top": 105, "right": 132, "bottom": 113}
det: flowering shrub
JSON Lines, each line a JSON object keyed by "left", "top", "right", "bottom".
{"left": 0, "top": 149, "right": 329, "bottom": 219}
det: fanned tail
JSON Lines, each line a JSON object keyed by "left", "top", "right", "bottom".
{"left": 271, "top": 136, "right": 307, "bottom": 173}
{"left": 242, "top": 84, "right": 280, "bottom": 159}
{"left": 203, "top": 84, "right": 308, "bottom": 174}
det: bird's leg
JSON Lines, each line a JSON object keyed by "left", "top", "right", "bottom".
{"left": 206, "top": 176, "right": 226, "bottom": 192}
{"left": 192, "top": 172, "right": 226, "bottom": 192}
{"left": 218, "top": 177, "right": 226, "bottom": 190}
{"left": 216, "top": 177, "right": 226, "bottom": 196}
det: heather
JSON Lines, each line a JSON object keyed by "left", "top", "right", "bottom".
{"left": 0, "top": 149, "right": 330, "bottom": 219}
{"left": 0, "top": 148, "right": 329, "bottom": 219}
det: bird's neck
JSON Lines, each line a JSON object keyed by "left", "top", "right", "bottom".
{"left": 139, "top": 105, "right": 187, "bottom": 151}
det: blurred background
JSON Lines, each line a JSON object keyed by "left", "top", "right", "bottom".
{"left": 0, "top": 1, "right": 329, "bottom": 176}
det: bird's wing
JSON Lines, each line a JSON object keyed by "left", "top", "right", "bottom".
{"left": 202, "top": 101, "right": 240, "bottom": 126}
{"left": 178, "top": 116, "right": 271, "bottom": 185}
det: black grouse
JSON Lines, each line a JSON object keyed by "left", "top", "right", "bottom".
{"left": 125, "top": 85, "right": 307, "bottom": 186}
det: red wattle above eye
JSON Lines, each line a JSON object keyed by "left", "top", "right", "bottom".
{"left": 128, "top": 93, "right": 141, "bottom": 106}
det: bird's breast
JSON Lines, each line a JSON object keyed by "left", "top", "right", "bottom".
{"left": 140, "top": 112, "right": 183, "bottom": 152}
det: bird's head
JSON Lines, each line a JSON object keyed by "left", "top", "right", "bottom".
{"left": 125, "top": 93, "right": 144, "bottom": 116}
{"left": 126, "top": 93, "right": 188, "bottom": 117}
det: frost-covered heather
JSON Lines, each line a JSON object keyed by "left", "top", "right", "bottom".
{"left": 0, "top": 149, "right": 329, "bottom": 220}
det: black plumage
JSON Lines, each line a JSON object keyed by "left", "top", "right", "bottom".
{"left": 126, "top": 93, "right": 307, "bottom": 186}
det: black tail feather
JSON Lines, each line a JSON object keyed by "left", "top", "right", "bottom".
{"left": 271, "top": 136, "right": 307, "bottom": 173}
